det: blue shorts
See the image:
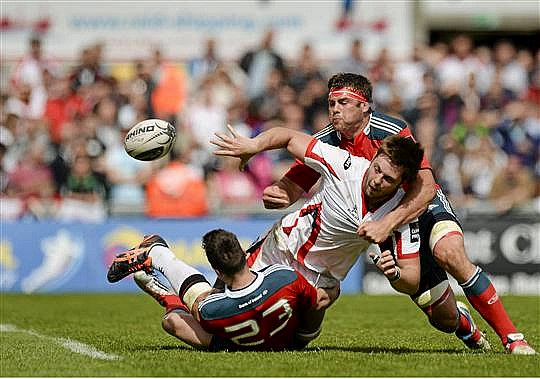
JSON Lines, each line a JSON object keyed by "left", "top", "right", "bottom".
{"left": 411, "top": 189, "right": 462, "bottom": 303}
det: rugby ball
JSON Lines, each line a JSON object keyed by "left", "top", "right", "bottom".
{"left": 124, "top": 119, "right": 176, "bottom": 161}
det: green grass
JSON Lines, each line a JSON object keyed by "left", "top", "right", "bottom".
{"left": 1, "top": 293, "right": 538, "bottom": 377}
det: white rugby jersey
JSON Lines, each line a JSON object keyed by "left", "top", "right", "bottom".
{"left": 273, "top": 138, "right": 419, "bottom": 281}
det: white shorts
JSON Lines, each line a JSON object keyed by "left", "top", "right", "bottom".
{"left": 248, "top": 223, "right": 339, "bottom": 290}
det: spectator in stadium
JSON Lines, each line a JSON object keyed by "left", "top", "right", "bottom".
{"left": 436, "top": 34, "right": 482, "bottom": 96}
{"left": 482, "top": 40, "right": 529, "bottom": 97}
{"left": 145, "top": 147, "right": 209, "bottom": 218}
{"left": 107, "top": 230, "right": 321, "bottom": 351}
{"left": 70, "top": 43, "right": 111, "bottom": 91}
{"left": 206, "top": 156, "right": 260, "bottom": 214}
{"left": 239, "top": 28, "right": 286, "bottom": 100}
{"left": 261, "top": 72, "right": 535, "bottom": 354}
{"left": 187, "top": 37, "right": 221, "bottom": 85}
{"left": 5, "top": 138, "right": 57, "bottom": 220}
{"left": 488, "top": 154, "right": 536, "bottom": 214}
{"left": 43, "top": 75, "right": 85, "bottom": 145}
{"left": 491, "top": 100, "right": 539, "bottom": 171}
{"left": 149, "top": 48, "right": 187, "bottom": 125}
{"left": 459, "top": 135, "right": 507, "bottom": 207}
{"left": 56, "top": 153, "right": 107, "bottom": 223}
{"left": 288, "top": 42, "right": 325, "bottom": 94}
{"left": 181, "top": 76, "right": 228, "bottom": 177}
{"left": 335, "top": 38, "right": 368, "bottom": 76}
{"left": 9, "top": 36, "right": 50, "bottom": 120}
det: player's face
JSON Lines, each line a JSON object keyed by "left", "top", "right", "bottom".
{"left": 363, "top": 154, "right": 404, "bottom": 201}
{"left": 328, "top": 94, "right": 369, "bottom": 139}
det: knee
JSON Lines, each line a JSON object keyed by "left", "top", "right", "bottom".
{"left": 315, "top": 284, "right": 340, "bottom": 311}
{"left": 161, "top": 313, "right": 176, "bottom": 335}
{"left": 416, "top": 283, "right": 459, "bottom": 333}
{"left": 432, "top": 235, "right": 473, "bottom": 275}
{"left": 161, "top": 311, "right": 189, "bottom": 337}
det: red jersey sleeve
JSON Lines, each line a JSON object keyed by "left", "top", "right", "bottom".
{"left": 284, "top": 159, "right": 321, "bottom": 193}
{"left": 397, "top": 128, "right": 432, "bottom": 171}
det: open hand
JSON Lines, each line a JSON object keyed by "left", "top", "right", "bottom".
{"left": 211, "top": 124, "right": 257, "bottom": 171}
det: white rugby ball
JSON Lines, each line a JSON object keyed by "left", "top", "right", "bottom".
{"left": 124, "top": 119, "right": 176, "bottom": 161}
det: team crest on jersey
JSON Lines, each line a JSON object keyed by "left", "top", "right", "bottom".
{"left": 409, "top": 221, "right": 420, "bottom": 243}
{"left": 343, "top": 153, "right": 351, "bottom": 170}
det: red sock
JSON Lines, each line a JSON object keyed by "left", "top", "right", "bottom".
{"left": 456, "top": 312, "right": 473, "bottom": 336}
{"left": 462, "top": 269, "right": 517, "bottom": 344}
{"left": 161, "top": 294, "right": 189, "bottom": 314}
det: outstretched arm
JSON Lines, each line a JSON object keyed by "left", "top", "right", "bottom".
{"left": 211, "top": 125, "right": 314, "bottom": 169}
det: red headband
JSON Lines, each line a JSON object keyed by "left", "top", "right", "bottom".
{"left": 329, "top": 87, "right": 369, "bottom": 103}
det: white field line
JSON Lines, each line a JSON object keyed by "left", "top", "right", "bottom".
{"left": 0, "top": 323, "right": 122, "bottom": 361}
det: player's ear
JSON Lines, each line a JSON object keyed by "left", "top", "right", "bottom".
{"left": 361, "top": 102, "right": 370, "bottom": 113}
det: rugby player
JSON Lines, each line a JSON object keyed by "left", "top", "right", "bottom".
{"left": 108, "top": 229, "right": 321, "bottom": 351}
{"left": 261, "top": 72, "right": 535, "bottom": 355}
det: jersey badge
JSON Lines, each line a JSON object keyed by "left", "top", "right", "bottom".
{"left": 409, "top": 221, "right": 420, "bottom": 243}
{"left": 344, "top": 153, "right": 352, "bottom": 170}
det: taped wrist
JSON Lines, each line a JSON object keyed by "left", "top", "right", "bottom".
{"left": 389, "top": 267, "right": 401, "bottom": 282}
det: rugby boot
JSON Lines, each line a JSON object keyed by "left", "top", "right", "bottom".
{"left": 107, "top": 234, "right": 168, "bottom": 283}
{"left": 455, "top": 301, "right": 491, "bottom": 350}
{"left": 505, "top": 333, "right": 536, "bottom": 355}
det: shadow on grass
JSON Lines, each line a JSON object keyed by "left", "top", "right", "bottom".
{"left": 306, "top": 345, "right": 470, "bottom": 354}
{"left": 127, "top": 344, "right": 195, "bottom": 352}
{"left": 129, "top": 343, "right": 472, "bottom": 354}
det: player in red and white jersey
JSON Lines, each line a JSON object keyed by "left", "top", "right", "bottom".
{"left": 107, "top": 230, "right": 321, "bottom": 352}
{"left": 261, "top": 72, "right": 535, "bottom": 354}
{"left": 212, "top": 126, "right": 424, "bottom": 300}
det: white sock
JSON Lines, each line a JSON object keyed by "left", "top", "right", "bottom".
{"left": 149, "top": 245, "right": 203, "bottom": 294}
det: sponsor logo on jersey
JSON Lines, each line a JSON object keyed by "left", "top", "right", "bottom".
{"left": 343, "top": 153, "right": 351, "bottom": 170}
{"left": 238, "top": 289, "right": 268, "bottom": 309}
{"left": 409, "top": 221, "right": 420, "bottom": 243}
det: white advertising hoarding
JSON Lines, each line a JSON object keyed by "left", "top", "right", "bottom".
{"left": 2, "top": 1, "right": 414, "bottom": 62}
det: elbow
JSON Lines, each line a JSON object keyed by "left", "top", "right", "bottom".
{"left": 407, "top": 281, "right": 420, "bottom": 296}
{"left": 396, "top": 281, "right": 419, "bottom": 296}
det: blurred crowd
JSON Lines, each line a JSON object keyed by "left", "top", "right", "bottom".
{"left": 1, "top": 31, "right": 539, "bottom": 222}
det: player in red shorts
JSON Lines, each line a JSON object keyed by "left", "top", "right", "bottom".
{"left": 107, "top": 230, "right": 322, "bottom": 351}
{"left": 261, "top": 72, "right": 535, "bottom": 354}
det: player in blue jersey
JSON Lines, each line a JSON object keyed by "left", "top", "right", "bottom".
{"left": 261, "top": 72, "right": 535, "bottom": 355}
{"left": 107, "top": 230, "right": 322, "bottom": 351}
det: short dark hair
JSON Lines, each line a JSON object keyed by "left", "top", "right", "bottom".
{"left": 375, "top": 135, "right": 424, "bottom": 183}
{"left": 328, "top": 72, "right": 373, "bottom": 103}
{"left": 202, "top": 229, "right": 246, "bottom": 277}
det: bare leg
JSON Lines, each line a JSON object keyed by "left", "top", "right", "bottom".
{"left": 162, "top": 309, "right": 213, "bottom": 350}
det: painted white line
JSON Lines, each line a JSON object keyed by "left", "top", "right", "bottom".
{"left": 0, "top": 323, "right": 121, "bottom": 361}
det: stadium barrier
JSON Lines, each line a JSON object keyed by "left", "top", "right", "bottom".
{"left": 1, "top": 214, "right": 537, "bottom": 294}
{"left": 0, "top": 217, "right": 363, "bottom": 294}
{"left": 363, "top": 213, "right": 540, "bottom": 295}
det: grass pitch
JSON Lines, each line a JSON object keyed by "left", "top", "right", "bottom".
{"left": 1, "top": 293, "right": 538, "bottom": 377}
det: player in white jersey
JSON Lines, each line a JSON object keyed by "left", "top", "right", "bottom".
{"left": 212, "top": 125, "right": 424, "bottom": 303}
